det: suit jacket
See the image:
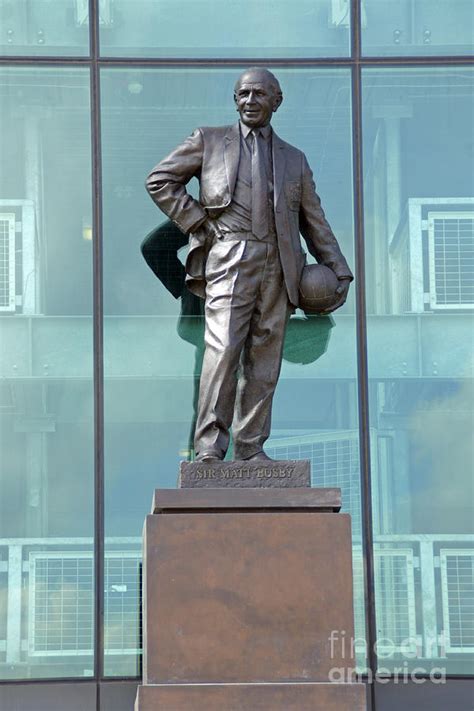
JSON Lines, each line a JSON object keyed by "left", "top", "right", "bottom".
{"left": 146, "top": 122, "right": 353, "bottom": 306}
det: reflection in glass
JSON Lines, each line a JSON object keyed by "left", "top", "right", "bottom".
{"left": 100, "top": 0, "right": 350, "bottom": 58}
{"left": 362, "top": 0, "right": 474, "bottom": 57}
{"left": 0, "top": 68, "right": 94, "bottom": 679}
{"left": 101, "top": 66, "right": 364, "bottom": 675}
{"left": 0, "top": 0, "right": 90, "bottom": 56}
{"left": 363, "top": 68, "right": 474, "bottom": 674}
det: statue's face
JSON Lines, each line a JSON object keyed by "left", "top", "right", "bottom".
{"left": 234, "top": 73, "right": 281, "bottom": 129}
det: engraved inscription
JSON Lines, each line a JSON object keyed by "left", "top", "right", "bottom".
{"left": 179, "top": 459, "right": 311, "bottom": 489}
{"left": 190, "top": 466, "right": 295, "bottom": 480}
{"left": 192, "top": 468, "right": 218, "bottom": 480}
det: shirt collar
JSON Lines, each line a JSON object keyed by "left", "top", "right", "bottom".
{"left": 239, "top": 121, "right": 272, "bottom": 140}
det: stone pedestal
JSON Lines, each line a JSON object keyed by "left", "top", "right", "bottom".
{"left": 135, "top": 487, "right": 366, "bottom": 710}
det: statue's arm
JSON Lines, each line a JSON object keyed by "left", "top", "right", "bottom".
{"left": 145, "top": 129, "right": 208, "bottom": 235}
{"left": 298, "top": 154, "right": 353, "bottom": 281}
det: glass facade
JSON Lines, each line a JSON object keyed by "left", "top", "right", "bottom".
{"left": 0, "top": 67, "right": 95, "bottom": 677}
{"left": 99, "top": 0, "right": 351, "bottom": 58}
{"left": 101, "top": 66, "right": 362, "bottom": 675}
{"left": 0, "top": 1, "right": 90, "bottom": 56}
{"left": 363, "top": 67, "right": 474, "bottom": 674}
{"left": 0, "top": 0, "right": 473, "bottom": 702}
{"left": 362, "top": 0, "right": 473, "bottom": 57}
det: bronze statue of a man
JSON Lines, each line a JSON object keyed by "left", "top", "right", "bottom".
{"left": 146, "top": 68, "right": 353, "bottom": 463}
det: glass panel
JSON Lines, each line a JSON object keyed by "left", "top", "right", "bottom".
{"left": 101, "top": 66, "right": 364, "bottom": 675}
{"left": 363, "top": 67, "right": 474, "bottom": 676}
{"left": 0, "top": 0, "right": 90, "bottom": 56}
{"left": 362, "top": 0, "right": 474, "bottom": 57}
{"left": 0, "top": 67, "right": 94, "bottom": 679}
{"left": 100, "top": 0, "right": 350, "bottom": 58}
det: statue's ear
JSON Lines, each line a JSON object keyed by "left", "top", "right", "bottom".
{"left": 273, "top": 94, "right": 283, "bottom": 112}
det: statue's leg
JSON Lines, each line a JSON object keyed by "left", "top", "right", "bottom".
{"left": 194, "top": 238, "right": 262, "bottom": 459}
{"left": 233, "top": 243, "right": 291, "bottom": 460}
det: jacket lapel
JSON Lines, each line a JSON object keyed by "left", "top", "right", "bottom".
{"left": 224, "top": 123, "right": 240, "bottom": 199}
{"left": 272, "top": 131, "right": 286, "bottom": 207}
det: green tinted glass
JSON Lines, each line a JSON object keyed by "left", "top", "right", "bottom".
{"left": 0, "top": 0, "right": 90, "bottom": 56}
{"left": 363, "top": 67, "right": 474, "bottom": 675}
{"left": 362, "top": 0, "right": 473, "bottom": 56}
{"left": 100, "top": 0, "right": 350, "bottom": 58}
{"left": 0, "top": 67, "right": 94, "bottom": 679}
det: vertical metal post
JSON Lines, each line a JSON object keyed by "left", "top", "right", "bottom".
{"left": 89, "top": 0, "right": 104, "bottom": 703}
{"left": 351, "top": 0, "right": 379, "bottom": 707}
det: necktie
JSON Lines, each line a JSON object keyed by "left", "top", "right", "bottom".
{"left": 251, "top": 129, "right": 269, "bottom": 239}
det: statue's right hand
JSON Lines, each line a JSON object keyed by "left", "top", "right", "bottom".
{"left": 194, "top": 219, "right": 222, "bottom": 255}
{"left": 192, "top": 219, "right": 221, "bottom": 257}
{"left": 201, "top": 218, "right": 222, "bottom": 242}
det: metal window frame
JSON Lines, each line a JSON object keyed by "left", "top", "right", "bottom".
{"left": 0, "top": 1, "right": 472, "bottom": 705}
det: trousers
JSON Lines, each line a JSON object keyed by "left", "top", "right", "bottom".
{"left": 193, "top": 236, "right": 291, "bottom": 460}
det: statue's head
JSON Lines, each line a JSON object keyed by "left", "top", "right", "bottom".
{"left": 234, "top": 67, "right": 283, "bottom": 129}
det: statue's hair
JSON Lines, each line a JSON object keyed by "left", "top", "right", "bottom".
{"left": 234, "top": 67, "right": 283, "bottom": 100}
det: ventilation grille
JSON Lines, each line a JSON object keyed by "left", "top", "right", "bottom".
{"left": 29, "top": 552, "right": 141, "bottom": 656}
{"left": 266, "top": 431, "right": 361, "bottom": 534}
{"left": 0, "top": 214, "right": 15, "bottom": 312}
{"left": 374, "top": 549, "right": 417, "bottom": 654}
{"left": 351, "top": 548, "right": 368, "bottom": 668}
{"left": 104, "top": 554, "right": 141, "bottom": 654}
{"left": 440, "top": 549, "right": 474, "bottom": 653}
{"left": 428, "top": 212, "right": 474, "bottom": 309}
{"left": 29, "top": 554, "right": 93, "bottom": 656}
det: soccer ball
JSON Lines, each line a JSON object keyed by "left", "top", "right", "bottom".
{"left": 298, "top": 264, "right": 339, "bottom": 313}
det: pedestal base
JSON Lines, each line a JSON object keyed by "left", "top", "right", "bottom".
{"left": 138, "top": 488, "right": 366, "bottom": 710}
{"left": 144, "top": 490, "right": 353, "bottom": 684}
{"left": 135, "top": 682, "right": 366, "bottom": 710}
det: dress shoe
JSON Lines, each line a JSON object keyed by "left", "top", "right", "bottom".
{"left": 195, "top": 450, "right": 223, "bottom": 462}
